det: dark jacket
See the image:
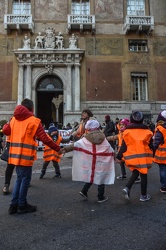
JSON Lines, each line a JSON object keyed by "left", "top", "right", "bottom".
{"left": 153, "top": 123, "right": 166, "bottom": 151}
{"left": 104, "top": 120, "right": 115, "bottom": 137}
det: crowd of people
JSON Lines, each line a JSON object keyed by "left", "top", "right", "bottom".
{"left": 0, "top": 99, "right": 166, "bottom": 215}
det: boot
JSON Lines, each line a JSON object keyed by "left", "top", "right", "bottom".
{"left": 3, "top": 184, "right": 10, "bottom": 195}
{"left": 39, "top": 170, "right": 46, "bottom": 179}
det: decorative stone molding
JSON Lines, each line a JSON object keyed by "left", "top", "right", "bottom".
{"left": 45, "top": 64, "right": 53, "bottom": 74}
{"left": 13, "top": 30, "right": 85, "bottom": 117}
{"left": 14, "top": 50, "right": 84, "bottom": 66}
{"left": 22, "top": 29, "right": 66, "bottom": 50}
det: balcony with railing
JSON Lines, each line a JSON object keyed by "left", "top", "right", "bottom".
{"left": 67, "top": 15, "right": 95, "bottom": 33}
{"left": 4, "top": 14, "right": 34, "bottom": 33}
{"left": 123, "top": 15, "right": 154, "bottom": 35}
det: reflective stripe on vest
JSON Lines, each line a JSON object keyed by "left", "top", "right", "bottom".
{"left": 8, "top": 116, "right": 40, "bottom": 166}
{"left": 153, "top": 125, "right": 166, "bottom": 164}
{"left": 123, "top": 128, "right": 153, "bottom": 173}
{"left": 43, "top": 134, "right": 62, "bottom": 162}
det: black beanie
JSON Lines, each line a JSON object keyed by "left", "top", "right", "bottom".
{"left": 130, "top": 111, "right": 144, "bottom": 124}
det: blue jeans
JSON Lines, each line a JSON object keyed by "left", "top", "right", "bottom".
{"left": 158, "top": 164, "right": 166, "bottom": 188}
{"left": 11, "top": 166, "right": 32, "bottom": 207}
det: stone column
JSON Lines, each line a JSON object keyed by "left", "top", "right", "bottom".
{"left": 17, "top": 65, "right": 24, "bottom": 104}
{"left": 26, "top": 65, "right": 32, "bottom": 99}
{"left": 56, "top": 108, "right": 59, "bottom": 122}
{"left": 66, "top": 64, "right": 72, "bottom": 111}
{"left": 74, "top": 64, "right": 80, "bottom": 111}
{"left": 52, "top": 95, "right": 63, "bottom": 123}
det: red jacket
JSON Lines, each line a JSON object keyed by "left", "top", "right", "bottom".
{"left": 3, "top": 105, "right": 60, "bottom": 152}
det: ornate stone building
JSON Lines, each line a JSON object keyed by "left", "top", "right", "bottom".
{"left": 0, "top": 0, "right": 166, "bottom": 127}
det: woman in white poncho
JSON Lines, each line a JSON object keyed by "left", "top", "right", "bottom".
{"left": 62, "top": 119, "right": 115, "bottom": 203}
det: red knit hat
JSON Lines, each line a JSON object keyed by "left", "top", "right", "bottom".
{"left": 105, "top": 115, "right": 110, "bottom": 121}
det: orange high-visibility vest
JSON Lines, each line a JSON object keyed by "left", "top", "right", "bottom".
{"left": 117, "top": 132, "right": 125, "bottom": 161}
{"left": 76, "top": 122, "right": 89, "bottom": 138}
{"left": 43, "top": 134, "right": 62, "bottom": 162}
{"left": 117, "top": 132, "right": 123, "bottom": 150}
{"left": 123, "top": 128, "right": 153, "bottom": 174}
{"left": 116, "top": 123, "right": 120, "bottom": 132}
{"left": 153, "top": 125, "right": 166, "bottom": 164}
{"left": 8, "top": 116, "right": 40, "bottom": 166}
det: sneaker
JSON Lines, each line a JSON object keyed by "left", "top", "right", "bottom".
{"left": 117, "top": 175, "right": 126, "bottom": 180}
{"left": 53, "top": 173, "right": 61, "bottom": 179}
{"left": 39, "top": 171, "right": 45, "bottom": 179}
{"left": 160, "top": 187, "right": 166, "bottom": 193}
{"left": 79, "top": 191, "right": 88, "bottom": 199}
{"left": 3, "top": 184, "right": 10, "bottom": 195}
{"left": 122, "top": 187, "right": 130, "bottom": 200}
{"left": 8, "top": 205, "right": 18, "bottom": 215}
{"left": 17, "top": 203, "right": 37, "bottom": 214}
{"left": 135, "top": 177, "right": 141, "bottom": 183}
{"left": 140, "top": 194, "right": 151, "bottom": 202}
{"left": 98, "top": 196, "right": 108, "bottom": 203}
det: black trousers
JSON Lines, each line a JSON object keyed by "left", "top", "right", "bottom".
{"left": 120, "top": 162, "right": 126, "bottom": 176}
{"left": 81, "top": 182, "right": 105, "bottom": 199}
{"left": 42, "top": 161, "right": 60, "bottom": 174}
{"left": 126, "top": 169, "right": 147, "bottom": 196}
{"left": 5, "top": 164, "right": 15, "bottom": 186}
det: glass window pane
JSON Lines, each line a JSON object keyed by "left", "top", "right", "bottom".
{"left": 131, "top": 73, "right": 147, "bottom": 101}
{"left": 128, "top": 40, "right": 148, "bottom": 52}
{"left": 13, "top": 1, "right": 31, "bottom": 15}
{"left": 72, "top": 2, "right": 81, "bottom": 14}
{"left": 127, "top": 0, "right": 145, "bottom": 15}
{"left": 72, "top": 0, "right": 90, "bottom": 15}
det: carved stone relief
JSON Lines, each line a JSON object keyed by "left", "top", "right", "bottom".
{"left": 86, "top": 38, "right": 123, "bottom": 56}
{"left": 69, "top": 34, "right": 78, "bottom": 49}
{"left": 0, "top": 38, "right": 14, "bottom": 56}
{"left": 21, "top": 29, "right": 74, "bottom": 50}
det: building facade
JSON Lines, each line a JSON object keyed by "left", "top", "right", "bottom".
{"left": 0, "top": 0, "right": 166, "bottom": 127}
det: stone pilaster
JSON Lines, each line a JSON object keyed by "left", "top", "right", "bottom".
{"left": 74, "top": 64, "right": 80, "bottom": 111}
{"left": 66, "top": 64, "right": 72, "bottom": 111}
{"left": 17, "top": 65, "right": 24, "bottom": 104}
{"left": 26, "top": 65, "right": 32, "bottom": 99}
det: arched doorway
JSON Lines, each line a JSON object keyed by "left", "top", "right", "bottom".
{"left": 36, "top": 75, "right": 63, "bottom": 129}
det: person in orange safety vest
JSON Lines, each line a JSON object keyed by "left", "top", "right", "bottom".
{"left": 2, "top": 98, "right": 61, "bottom": 215}
{"left": 107, "top": 118, "right": 130, "bottom": 180}
{"left": 153, "top": 110, "right": 166, "bottom": 194}
{"left": 116, "top": 111, "right": 154, "bottom": 202}
{"left": 71, "top": 109, "right": 93, "bottom": 141}
{"left": 39, "top": 124, "right": 70, "bottom": 179}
